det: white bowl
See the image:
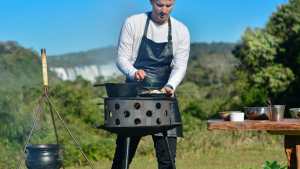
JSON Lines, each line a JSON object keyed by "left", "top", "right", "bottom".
{"left": 230, "top": 111, "right": 244, "bottom": 122}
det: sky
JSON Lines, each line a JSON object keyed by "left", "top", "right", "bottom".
{"left": 0, "top": 0, "right": 289, "bottom": 55}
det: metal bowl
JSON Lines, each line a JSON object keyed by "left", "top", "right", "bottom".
{"left": 244, "top": 107, "right": 271, "bottom": 120}
{"left": 270, "top": 105, "right": 285, "bottom": 120}
{"left": 289, "top": 108, "right": 300, "bottom": 118}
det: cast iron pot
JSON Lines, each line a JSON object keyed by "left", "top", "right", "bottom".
{"left": 94, "top": 83, "right": 140, "bottom": 97}
{"left": 25, "top": 144, "right": 63, "bottom": 169}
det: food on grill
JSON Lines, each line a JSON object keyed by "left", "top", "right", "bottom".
{"left": 140, "top": 89, "right": 163, "bottom": 94}
{"left": 150, "top": 89, "right": 163, "bottom": 94}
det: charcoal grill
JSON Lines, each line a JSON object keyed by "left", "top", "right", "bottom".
{"left": 103, "top": 97, "right": 181, "bottom": 136}
{"left": 96, "top": 94, "right": 181, "bottom": 169}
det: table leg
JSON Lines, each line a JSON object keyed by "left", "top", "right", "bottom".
{"left": 296, "top": 145, "right": 300, "bottom": 169}
{"left": 284, "top": 135, "right": 300, "bottom": 169}
{"left": 285, "top": 146, "right": 292, "bottom": 169}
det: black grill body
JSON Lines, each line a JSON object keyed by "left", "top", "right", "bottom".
{"left": 103, "top": 97, "right": 181, "bottom": 136}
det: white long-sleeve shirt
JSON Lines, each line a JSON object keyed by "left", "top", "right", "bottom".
{"left": 116, "top": 13, "right": 190, "bottom": 90}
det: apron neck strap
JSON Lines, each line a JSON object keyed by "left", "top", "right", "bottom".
{"left": 143, "top": 12, "right": 172, "bottom": 42}
{"left": 143, "top": 13, "right": 151, "bottom": 37}
{"left": 167, "top": 18, "right": 172, "bottom": 41}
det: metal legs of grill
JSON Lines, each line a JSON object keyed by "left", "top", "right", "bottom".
{"left": 163, "top": 131, "right": 176, "bottom": 169}
{"left": 120, "top": 134, "right": 175, "bottom": 169}
{"left": 122, "top": 137, "right": 130, "bottom": 169}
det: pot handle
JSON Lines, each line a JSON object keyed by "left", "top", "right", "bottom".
{"left": 93, "top": 83, "right": 105, "bottom": 87}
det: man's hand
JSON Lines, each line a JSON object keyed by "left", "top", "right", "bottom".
{"left": 160, "top": 85, "right": 174, "bottom": 97}
{"left": 134, "top": 69, "right": 146, "bottom": 81}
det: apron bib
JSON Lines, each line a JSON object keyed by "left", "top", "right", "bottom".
{"left": 128, "top": 13, "right": 182, "bottom": 137}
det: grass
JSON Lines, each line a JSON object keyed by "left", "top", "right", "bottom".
{"left": 12, "top": 119, "right": 287, "bottom": 169}
{"left": 67, "top": 127, "right": 287, "bottom": 169}
{"left": 67, "top": 143, "right": 286, "bottom": 169}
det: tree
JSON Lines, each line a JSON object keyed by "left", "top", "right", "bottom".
{"left": 265, "top": 0, "right": 300, "bottom": 105}
{"left": 232, "top": 0, "right": 300, "bottom": 105}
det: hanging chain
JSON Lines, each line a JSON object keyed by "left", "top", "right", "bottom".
{"left": 16, "top": 96, "right": 44, "bottom": 169}
{"left": 44, "top": 87, "right": 59, "bottom": 146}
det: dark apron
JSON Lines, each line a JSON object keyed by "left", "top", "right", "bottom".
{"left": 127, "top": 13, "right": 182, "bottom": 137}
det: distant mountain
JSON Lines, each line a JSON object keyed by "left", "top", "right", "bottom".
{"left": 48, "top": 46, "right": 117, "bottom": 67}
{"left": 0, "top": 41, "right": 237, "bottom": 86}
{"left": 187, "top": 42, "right": 238, "bottom": 86}
{"left": 190, "top": 42, "right": 236, "bottom": 59}
{"left": 48, "top": 42, "right": 237, "bottom": 68}
{"left": 47, "top": 42, "right": 237, "bottom": 83}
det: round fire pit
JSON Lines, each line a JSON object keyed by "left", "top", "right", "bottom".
{"left": 25, "top": 144, "right": 63, "bottom": 169}
{"left": 103, "top": 97, "right": 181, "bottom": 136}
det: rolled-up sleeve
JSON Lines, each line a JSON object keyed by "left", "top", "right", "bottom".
{"left": 116, "top": 18, "right": 137, "bottom": 80}
{"left": 166, "top": 26, "right": 190, "bottom": 90}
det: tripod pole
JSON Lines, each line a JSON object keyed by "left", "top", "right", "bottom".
{"left": 41, "top": 49, "right": 64, "bottom": 169}
{"left": 41, "top": 48, "right": 48, "bottom": 88}
{"left": 45, "top": 95, "right": 96, "bottom": 169}
{"left": 41, "top": 49, "right": 60, "bottom": 144}
{"left": 47, "top": 97, "right": 60, "bottom": 145}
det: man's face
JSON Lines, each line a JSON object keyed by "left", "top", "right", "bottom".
{"left": 151, "top": 0, "right": 175, "bottom": 24}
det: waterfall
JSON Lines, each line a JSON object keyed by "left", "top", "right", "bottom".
{"left": 50, "top": 63, "right": 120, "bottom": 83}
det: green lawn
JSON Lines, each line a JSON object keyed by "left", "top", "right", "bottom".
{"left": 68, "top": 145, "right": 286, "bottom": 169}
{"left": 68, "top": 130, "right": 287, "bottom": 169}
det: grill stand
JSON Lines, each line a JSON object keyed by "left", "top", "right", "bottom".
{"left": 122, "top": 137, "right": 130, "bottom": 169}
{"left": 119, "top": 131, "right": 176, "bottom": 169}
{"left": 162, "top": 131, "right": 176, "bottom": 169}
{"left": 99, "top": 123, "right": 181, "bottom": 169}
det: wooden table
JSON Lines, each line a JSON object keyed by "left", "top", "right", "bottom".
{"left": 208, "top": 119, "right": 300, "bottom": 169}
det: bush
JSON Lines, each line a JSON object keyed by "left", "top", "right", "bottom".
{"left": 263, "top": 160, "right": 287, "bottom": 169}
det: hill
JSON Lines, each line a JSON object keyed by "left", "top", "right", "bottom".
{"left": 48, "top": 46, "right": 117, "bottom": 67}
{"left": 0, "top": 41, "right": 42, "bottom": 91}
{"left": 48, "top": 42, "right": 236, "bottom": 67}
{"left": 187, "top": 42, "right": 238, "bottom": 86}
{"left": 0, "top": 41, "right": 238, "bottom": 87}
{"left": 190, "top": 42, "right": 236, "bottom": 59}
{"left": 47, "top": 42, "right": 237, "bottom": 83}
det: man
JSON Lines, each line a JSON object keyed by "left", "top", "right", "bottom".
{"left": 113, "top": 0, "right": 190, "bottom": 168}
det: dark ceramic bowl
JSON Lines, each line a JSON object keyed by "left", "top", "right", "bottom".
{"left": 289, "top": 108, "right": 300, "bottom": 118}
{"left": 244, "top": 107, "right": 271, "bottom": 120}
{"left": 219, "top": 111, "right": 231, "bottom": 121}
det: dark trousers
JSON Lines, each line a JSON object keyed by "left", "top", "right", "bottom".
{"left": 111, "top": 135, "right": 177, "bottom": 169}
